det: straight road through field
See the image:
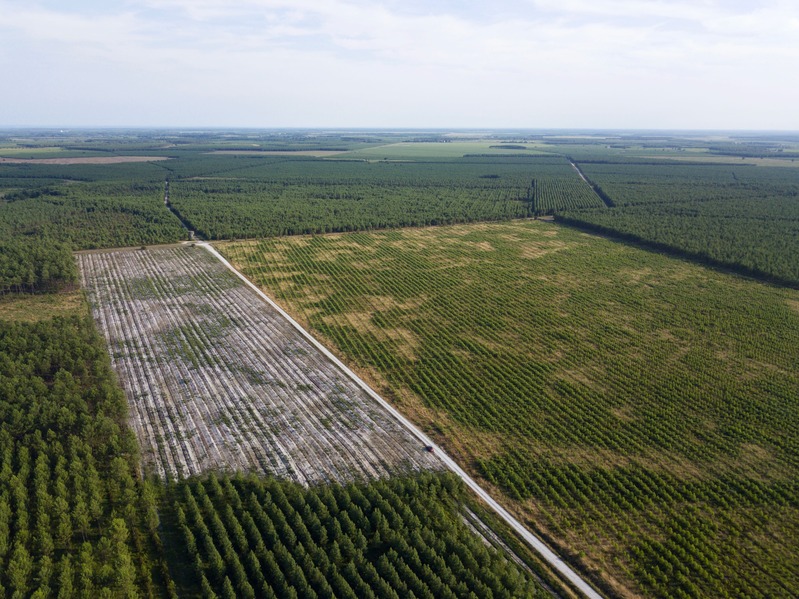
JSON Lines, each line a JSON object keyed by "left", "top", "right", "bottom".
{"left": 568, "top": 159, "right": 613, "bottom": 209}
{"left": 202, "top": 241, "right": 605, "bottom": 599}
{"left": 569, "top": 159, "right": 590, "bottom": 184}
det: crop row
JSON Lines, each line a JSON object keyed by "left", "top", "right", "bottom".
{"left": 78, "top": 245, "right": 440, "bottom": 483}
{"left": 166, "top": 471, "right": 544, "bottom": 598}
{"left": 222, "top": 221, "right": 799, "bottom": 597}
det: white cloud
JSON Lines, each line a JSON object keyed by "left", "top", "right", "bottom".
{"left": 0, "top": 0, "right": 797, "bottom": 128}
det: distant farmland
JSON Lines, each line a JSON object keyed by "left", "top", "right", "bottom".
{"left": 6, "top": 128, "right": 799, "bottom": 598}
{"left": 78, "top": 245, "right": 440, "bottom": 483}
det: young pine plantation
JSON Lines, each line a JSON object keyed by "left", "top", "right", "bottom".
{"left": 221, "top": 220, "right": 799, "bottom": 598}
{"left": 3, "top": 129, "right": 799, "bottom": 598}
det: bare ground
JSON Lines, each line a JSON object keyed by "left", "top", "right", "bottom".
{"left": 78, "top": 245, "right": 440, "bottom": 483}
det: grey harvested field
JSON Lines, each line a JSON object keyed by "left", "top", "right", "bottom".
{"left": 78, "top": 245, "right": 440, "bottom": 482}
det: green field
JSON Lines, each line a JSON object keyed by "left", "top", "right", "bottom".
{"left": 2, "top": 128, "right": 799, "bottom": 597}
{"left": 222, "top": 220, "right": 799, "bottom": 598}
{"left": 557, "top": 160, "right": 799, "bottom": 285}
{"left": 339, "top": 141, "right": 551, "bottom": 160}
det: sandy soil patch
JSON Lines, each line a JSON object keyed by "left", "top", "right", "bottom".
{"left": 78, "top": 246, "right": 441, "bottom": 482}
{"left": 207, "top": 150, "right": 347, "bottom": 157}
{"left": 519, "top": 240, "right": 568, "bottom": 259}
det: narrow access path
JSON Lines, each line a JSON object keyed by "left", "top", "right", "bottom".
{"left": 568, "top": 158, "right": 614, "bottom": 208}
{"left": 163, "top": 179, "right": 199, "bottom": 240}
{"left": 569, "top": 159, "right": 590, "bottom": 184}
{"left": 200, "top": 241, "right": 605, "bottom": 599}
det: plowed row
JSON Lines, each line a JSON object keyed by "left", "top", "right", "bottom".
{"left": 78, "top": 245, "right": 440, "bottom": 482}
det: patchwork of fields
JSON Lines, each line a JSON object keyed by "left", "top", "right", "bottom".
{"left": 6, "top": 129, "right": 799, "bottom": 598}
{"left": 78, "top": 245, "right": 440, "bottom": 483}
{"left": 222, "top": 220, "right": 799, "bottom": 598}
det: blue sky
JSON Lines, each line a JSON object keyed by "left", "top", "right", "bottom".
{"left": 1, "top": 0, "right": 797, "bottom": 129}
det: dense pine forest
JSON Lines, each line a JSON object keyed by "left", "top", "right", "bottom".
{"left": 554, "top": 159, "right": 799, "bottom": 286}
{"left": 1, "top": 128, "right": 798, "bottom": 598}
{"left": 0, "top": 315, "right": 171, "bottom": 596}
{"left": 0, "top": 240, "right": 77, "bottom": 294}
{"left": 164, "top": 473, "right": 546, "bottom": 598}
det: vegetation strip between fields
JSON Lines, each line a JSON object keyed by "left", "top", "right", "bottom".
{"left": 201, "top": 241, "right": 605, "bottom": 599}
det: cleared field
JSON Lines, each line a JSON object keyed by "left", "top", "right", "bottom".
{"left": 339, "top": 141, "right": 551, "bottom": 160}
{"left": 221, "top": 221, "right": 799, "bottom": 598}
{"left": 78, "top": 245, "right": 440, "bottom": 483}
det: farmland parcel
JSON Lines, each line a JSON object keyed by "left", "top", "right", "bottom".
{"left": 222, "top": 220, "right": 799, "bottom": 598}
{"left": 6, "top": 129, "right": 799, "bottom": 597}
{"left": 78, "top": 245, "right": 440, "bottom": 483}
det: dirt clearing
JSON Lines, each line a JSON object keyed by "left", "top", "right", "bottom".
{"left": 77, "top": 245, "right": 440, "bottom": 483}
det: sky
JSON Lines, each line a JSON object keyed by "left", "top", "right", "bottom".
{"left": 1, "top": 0, "right": 798, "bottom": 130}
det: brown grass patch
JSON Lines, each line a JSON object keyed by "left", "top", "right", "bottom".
{"left": 495, "top": 233, "right": 524, "bottom": 243}
{"left": 728, "top": 443, "right": 785, "bottom": 481}
{"left": 472, "top": 241, "right": 495, "bottom": 252}
{"left": 368, "top": 294, "right": 425, "bottom": 312}
{"left": 0, "top": 291, "right": 85, "bottom": 323}
{"left": 657, "top": 328, "right": 678, "bottom": 342}
{"left": 207, "top": 150, "right": 347, "bottom": 157}
{"left": 296, "top": 290, "right": 329, "bottom": 306}
{"left": 519, "top": 240, "right": 568, "bottom": 260}
{"left": 558, "top": 367, "right": 607, "bottom": 393}
{"left": 378, "top": 327, "right": 421, "bottom": 361}
{"left": 610, "top": 405, "right": 635, "bottom": 423}
{"left": 314, "top": 247, "right": 357, "bottom": 262}
{"left": 786, "top": 299, "right": 799, "bottom": 315}
{"left": 620, "top": 267, "right": 654, "bottom": 285}
{"left": 441, "top": 223, "right": 495, "bottom": 236}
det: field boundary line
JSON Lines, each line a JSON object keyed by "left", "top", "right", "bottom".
{"left": 568, "top": 158, "right": 614, "bottom": 208}
{"left": 200, "top": 241, "right": 605, "bottom": 599}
